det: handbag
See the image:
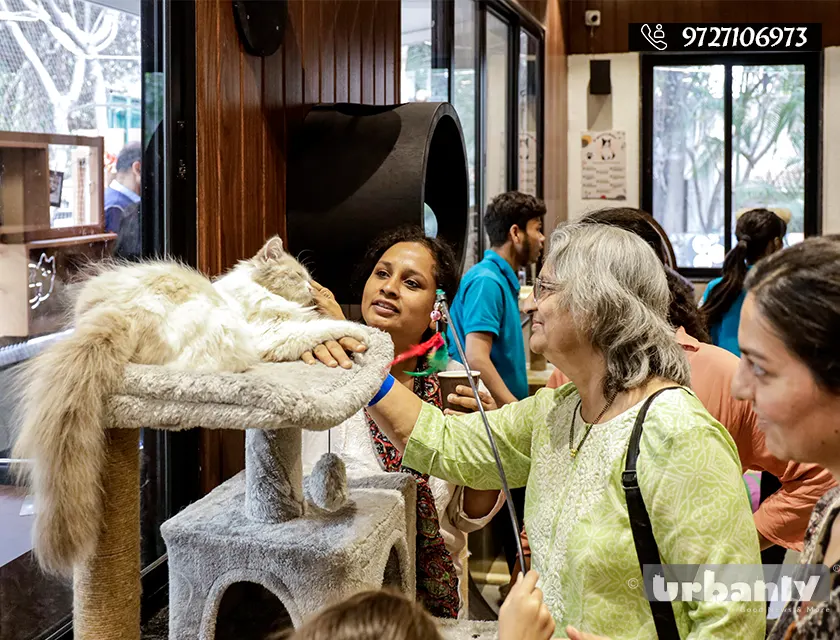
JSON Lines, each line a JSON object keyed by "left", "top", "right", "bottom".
{"left": 622, "top": 387, "right": 684, "bottom": 640}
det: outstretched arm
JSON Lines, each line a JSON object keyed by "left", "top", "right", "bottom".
{"left": 465, "top": 332, "right": 519, "bottom": 406}
{"left": 368, "top": 382, "right": 536, "bottom": 489}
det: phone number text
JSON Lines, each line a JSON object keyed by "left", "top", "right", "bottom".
{"left": 683, "top": 26, "right": 807, "bottom": 48}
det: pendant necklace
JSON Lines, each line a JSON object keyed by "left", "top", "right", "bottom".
{"left": 569, "top": 389, "right": 619, "bottom": 459}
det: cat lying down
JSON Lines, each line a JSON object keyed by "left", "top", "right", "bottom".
{"left": 13, "top": 236, "right": 371, "bottom": 575}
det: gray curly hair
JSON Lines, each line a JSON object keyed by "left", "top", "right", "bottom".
{"left": 544, "top": 221, "right": 690, "bottom": 395}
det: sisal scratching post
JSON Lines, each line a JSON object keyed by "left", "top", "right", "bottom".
{"left": 73, "top": 429, "right": 140, "bottom": 640}
{"left": 245, "top": 428, "right": 304, "bottom": 522}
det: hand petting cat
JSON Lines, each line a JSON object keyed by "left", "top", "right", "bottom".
{"left": 301, "top": 281, "right": 367, "bottom": 369}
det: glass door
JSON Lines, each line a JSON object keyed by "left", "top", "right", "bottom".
{"left": 518, "top": 30, "right": 540, "bottom": 197}
{"left": 0, "top": 0, "right": 198, "bottom": 636}
{"left": 482, "top": 11, "right": 510, "bottom": 251}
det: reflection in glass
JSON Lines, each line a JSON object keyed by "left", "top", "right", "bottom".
{"left": 0, "top": 1, "right": 152, "bottom": 636}
{"left": 732, "top": 65, "right": 805, "bottom": 247}
{"left": 453, "top": 0, "right": 477, "bottom": 269}
{"left": 48, "top": 143, "right": 103, "bottom": 229}
{"left": 400, "top": 0, "right": 449, "bottom": 103}
{"left": 652, "top": 65, "right": 725, "bottom": 268}
{"left": 518, "top": 31, "right": 538, "bottom": 197}
{"left": 484, "top": 13, "right": 508, "bottom": 249}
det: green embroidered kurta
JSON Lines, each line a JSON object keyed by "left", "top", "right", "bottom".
{"left": 403, "top": 384, "right": 765, "bottom": 639}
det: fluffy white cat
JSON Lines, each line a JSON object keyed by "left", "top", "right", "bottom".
{"left": 14, "top": 236, "right": 368, "bottom": 574}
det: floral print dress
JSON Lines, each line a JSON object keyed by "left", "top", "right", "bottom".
{"left": 769, "top": 486, "right": 840, "bottom": 640}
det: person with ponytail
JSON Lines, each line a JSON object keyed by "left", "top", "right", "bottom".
{"left": 702, "top": 208, "right": 788, "bottom": 356}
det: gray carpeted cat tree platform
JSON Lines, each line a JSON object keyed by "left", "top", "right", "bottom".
{"left": 57, "top": 325, "right": 426, "bottom": 639}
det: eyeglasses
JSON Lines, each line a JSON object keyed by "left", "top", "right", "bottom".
{"left": 533, "top": 276, "right": 560, "bottom": 300}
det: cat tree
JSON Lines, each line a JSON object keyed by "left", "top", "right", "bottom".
{"left": 24, "top": 100, "right": 501, "bottom": 638}
{"left": 63, "top": 325, "right": 422, "bottom": 639}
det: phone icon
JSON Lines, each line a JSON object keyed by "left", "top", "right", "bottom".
{"left": 641, "top": 23, "right": 667, "bottom": 51}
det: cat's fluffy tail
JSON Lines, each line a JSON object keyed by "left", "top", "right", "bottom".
{"left": 13, "top": 308, "right": 138, "bottom": 575}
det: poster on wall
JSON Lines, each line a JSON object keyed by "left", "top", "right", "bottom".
{"left": 581, "top": 131, "right": 626, "bottom": 200}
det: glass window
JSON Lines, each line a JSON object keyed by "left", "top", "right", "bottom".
{"left": 484, "top": 12, "right": 508, "bottom": 220}
{"left": 732, "top": 65, "right": 806, "bottom": 247}
{"left": 0, "top": 1, "right": 166, "bottom": 636}
{"left": 400, "top": 0, "right": 448, "bottom": 103}
{"left": 518, "top": 30, "right": 538, "bottom": 197}
{"left": 453, "top": 0, "right": 477, "bottom": 268}
{"left": 649, "top": 59, "right": 810, "bottom": 270}
{"left": 651, "top": 64, "right": 725, "bottom": 269}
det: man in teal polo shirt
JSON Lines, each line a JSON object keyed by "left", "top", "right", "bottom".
{"left": 447, "top": 191, "right": 545, "bottom": 404}
{"left": 447, "top": 191, "right": 545, "bottom": 575}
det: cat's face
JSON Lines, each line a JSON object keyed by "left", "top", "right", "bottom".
{"left": 250, "top": 236, "right": 314, "bottom": 306}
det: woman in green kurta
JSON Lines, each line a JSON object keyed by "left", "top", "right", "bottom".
{"left": 366, "top": 222, "right": 765, "bottom": 639}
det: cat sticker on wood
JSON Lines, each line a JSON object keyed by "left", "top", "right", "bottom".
{"left": 13, "top": 236, "right": 370, "bottom": 575}
{"left": 28, "top": 253, "right": 56, "bottom": 310}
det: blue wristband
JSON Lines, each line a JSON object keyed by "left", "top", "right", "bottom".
{"left": 368, "top": 374, "right": 396, "bottom": 407}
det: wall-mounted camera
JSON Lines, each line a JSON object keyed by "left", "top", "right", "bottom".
{"left": 584, "top": 10, "right": 601, "bottom": 27}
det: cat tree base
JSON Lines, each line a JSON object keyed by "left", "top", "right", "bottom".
{"left": 161, "top": 470, "right": 416, "bottom": 638}
{"left": 73, "top": 429, "right": 140, "bottom": 640}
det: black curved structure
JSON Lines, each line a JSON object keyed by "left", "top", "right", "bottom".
{"left": 232, "top": 1, "right": 287, "bottom": 57}
{"left": 286, "top": 102, "right": 469, "bottom": 303}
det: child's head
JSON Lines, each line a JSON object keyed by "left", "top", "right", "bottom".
{"left": 276, "top": 590, "right": 443, "bottom": 640}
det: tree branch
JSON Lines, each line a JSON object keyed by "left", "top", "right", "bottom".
{"left": 703, "top": 170, "right": 725, "bottom": 234}
{"left": 90, "top": 13, "right": 118, "bottom": 53}
{"left": 0, "top": 0, "right": 62, "bottom": 104}
{"left": 686, "top": 146, "right": 705, "bottom": 230}
{"left": 19, "top": 0, "right": 88, "bottom": 57}
{"left": 67, "top": 45, "right": 87, "bottom": 104}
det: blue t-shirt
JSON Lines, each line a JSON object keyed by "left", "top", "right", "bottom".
{"left": 446, "top": 250, "right": 528, "bottom": 400}
{"left": 702, "top": 276, "right": 747, "bottom": 357}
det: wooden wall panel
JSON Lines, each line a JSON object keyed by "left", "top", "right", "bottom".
{"left": 194, "top": 0, "right": 401, "bottom": 492}
{"left": 567, "top": 0, "right": 840, "bottom": 54}
{"left": 544, "top": 0, "right": 568, "bottom": 229}
{"left": 321, "top": 0, "right": 337, "bottom": 102}
{"left": 360, "top": 0, "right": 376, "bottom": 104}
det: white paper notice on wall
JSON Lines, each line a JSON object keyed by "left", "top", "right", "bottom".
{"left": 581, "top": 131, "right": 626, "bottom": 200}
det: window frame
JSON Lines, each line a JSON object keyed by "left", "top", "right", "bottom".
{"left": 423, "top": 0, "right": 544, "bottom": 264}
{"left": 477, "top": 0, "right": 544, "bottom": 255}
{"left": 641, "top": 51, "right": 821, "bottom": 280}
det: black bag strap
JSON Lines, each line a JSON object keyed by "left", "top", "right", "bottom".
{"left": 622, "top": 387, "right": 684, "bottom": 640}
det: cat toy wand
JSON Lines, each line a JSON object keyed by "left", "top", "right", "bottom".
{"left": 434, "top": 289, "right": 527, "bottom": 576}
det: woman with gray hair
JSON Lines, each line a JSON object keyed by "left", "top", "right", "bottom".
{"left": 364, "top": 221, "right": 764, "bottom": 638}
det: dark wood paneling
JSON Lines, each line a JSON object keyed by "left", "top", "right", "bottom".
{"left": 567, "top": 0, "right": 840, "bottom": 54}
{"left": 544, "top": 0, "right": 568, "bottom": 229}
{"left": 517, "top": 0, "right": 549, "bottom": 23}
{"left": 360, "top": 0, "right": 376, "bottom": 104}
{"left": 194, "top": 0, "right": 401, "bottom": 493}
{"left": 321, "top": 0, "right": 337, "bottom": 102}
{"left": 303, "top": 0, "right": 322, "bottom": 104}
{"left": 348, "top": 0, "right": 363, "bottom": 102}
{"left": 335, "top": 0, "right": 352, "bottom": 102}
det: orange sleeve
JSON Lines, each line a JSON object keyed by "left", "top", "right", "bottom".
{"left": 690, "top": 342, "right": 837, "bottom": 551}
{"left": 546, "top": 368, "right": 570, "bottom": 389}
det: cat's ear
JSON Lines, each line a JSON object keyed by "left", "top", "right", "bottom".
{"left": 259, "top": 236, "right": 285, "bottom": 261}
